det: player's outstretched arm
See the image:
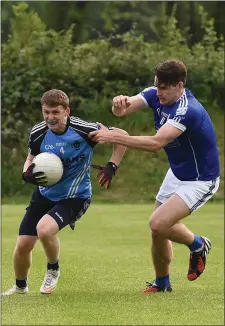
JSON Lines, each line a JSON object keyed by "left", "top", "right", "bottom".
{"left": 92, "top": 124, "right": 128, "bottom": 189}
{"left": 112, "top": 95, "right": 146, "bottom": 116}
{"left": 107, "top": 126, "right": 128, "bottom": 166}
{"left": 89, "top": 122, "right": 183, "bottom": 152}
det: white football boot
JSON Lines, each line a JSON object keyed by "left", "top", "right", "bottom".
{"left": 1, "top": 285, "right": 28, "bottom": 296}
{"left": 40, "top": 269, "right": 60, "bottom": 294}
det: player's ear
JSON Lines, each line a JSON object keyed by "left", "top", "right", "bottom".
{"left": 66, "top": 107, "right": 70, "bottom": 115}
{"left": 178, "top": 81, "right": 183, "bottom": 90}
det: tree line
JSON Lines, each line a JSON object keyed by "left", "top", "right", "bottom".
{"left": 2, "top": 1, "right": 225, "bottom": 45}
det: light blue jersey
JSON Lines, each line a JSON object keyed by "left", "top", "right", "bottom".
{"left": 28, "top": 116, "right": 100, "bottom": 201}
{"left": 139, "top": 87, "right": 220, "bottom": 181}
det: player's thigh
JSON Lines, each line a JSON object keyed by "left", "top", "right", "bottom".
{"left": 150, "top": 177, "right": 220, "bottom": 230}
{"left": 151, "top": 169, "right": 183, "bottom": 228}
{"left": 154, "top": 200, "right": 162, "bottom": 211}
{"left": 46, "top": 197, "right": 92, "bottom": 231}
{"left": 19, "top": 188, "right": 55, "bottom": 236}
{"left": 151, "top": 200, "right": 163, "bottom": 230}
{"left": 156, "top": 168, "right": 181, "bottom": 204}
{"left": 150, "top": 194, "right": 190, "bottom": 231}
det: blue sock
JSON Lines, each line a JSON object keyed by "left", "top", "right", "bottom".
{"left": 155, "top": 274, "right": 170, "bottom": 288}
{"left": 189, "top": 235, "right": 203, "bottom": 251}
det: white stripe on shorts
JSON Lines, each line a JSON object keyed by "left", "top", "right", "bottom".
{"left": 189, "top": 179, "right": 217, "bottom": 212}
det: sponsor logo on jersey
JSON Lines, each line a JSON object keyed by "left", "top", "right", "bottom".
{"left": 61, "top": 154, "right": 85, "bottom": 168}
{"left": 159, "top": 113, "right": 170, "bottom": 125}
{"left": 45, "top": 144, "right": 55, "bottom": 150}
{"left": 176, "top": 106, "right": 187, "bottom": 115}
{"left": 55, "top": 212, "right": 63, "bottom": 222}
{"left": 56, "top": 142, "right": 66, "bottom": 146}
{"left": 160, "top": 117, "right": 166, "bottom": 125}
{"left": 71, "top": 140, "right": 83, "bottom": 150}
{"left": 161, "top": 112, "right": 170, "bottom": 119}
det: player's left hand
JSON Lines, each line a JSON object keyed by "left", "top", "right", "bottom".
{"left": 89, "top": 122, "right": 113, "bottom": 144}
{"left": 22, "top": 163, "right": 48, "bottom": 186}
{"left": 92, "top": 162, "right": 118, "bottom": 189}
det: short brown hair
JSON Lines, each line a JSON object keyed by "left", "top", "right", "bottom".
{"left": 155, "top": 59, "right": 187, "bottom": 86}
{"left": 41, "top": 89, "right": 69, "bottom": 108}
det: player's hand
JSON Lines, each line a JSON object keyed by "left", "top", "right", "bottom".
{"left": 112, "top": 95, "right": 131, "bottom": 116}
{"left": 22, "top": 163, "right": 48, "bottom": 186}
{"left": 89, "top": 122, "right": 113, "bottom": 144}
{"left": 92, "top": 162, "right": 118, "bottom": 189}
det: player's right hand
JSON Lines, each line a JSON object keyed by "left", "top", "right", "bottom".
{"left": 22, "top": 163, "right": 48, "bottom": 186}
{"left": 91, "top": 162, "right": 117, "bottom": 189}
{"left": 112, "top": 95, "right": 131, "bottom": 115}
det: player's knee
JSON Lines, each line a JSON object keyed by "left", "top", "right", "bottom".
{"left": 37, "top": 215, "right": 58, "bottom": 239}
{"left": 36, "top": 223, "right": 51, "bottom": 240}
{"left": 149, "top": 217, "right": 164, "bottom": 235}
{"left": 15, "top": 236, "right": 35, "bottom": 254}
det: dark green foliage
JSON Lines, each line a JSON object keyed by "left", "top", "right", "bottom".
{"left": 2, "top": 3, "right": 224, "bottom": 201}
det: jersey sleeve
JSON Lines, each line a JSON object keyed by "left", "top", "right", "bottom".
{"left": 28, "top": 132, "right": 35, "bottom": 155}
{"left": 28, "top": 122, "right": 48, "bottom": 155}
{"left": 70, "top": 117, "right": 112, "bottom": 147}
{"left": 138, "top": 86, "right": 157, "bottom": 108}
{"left": 167, "top": 105, "right": 198, "bottom": 132}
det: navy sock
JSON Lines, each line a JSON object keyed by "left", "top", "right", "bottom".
{"left": 189, "top": 235, "right": 203, "bottom": 251}
{"left": 155, "top": 274, "right": 170, "bottom": 288}
{"left": 47, "top": 260, "right": 59, "bottom": 271}
{"left": 16, "top": 276, "right": 27, "bottom": 288}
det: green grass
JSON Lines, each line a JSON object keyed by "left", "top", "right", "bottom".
{"left": 1, "top": 203, "right": 224, "bottom": 325}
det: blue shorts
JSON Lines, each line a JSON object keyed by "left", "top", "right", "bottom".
{"left": 19, "top": 188, "right": 91, "bottom": 236}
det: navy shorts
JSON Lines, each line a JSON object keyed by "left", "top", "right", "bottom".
{"left": 19, "top": 188, "right": 91, "bottom": 236}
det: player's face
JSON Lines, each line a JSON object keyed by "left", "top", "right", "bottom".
{"left": 42, "top": 105, "right": 70, "bottom": 132}
{"left": 155, "top": 78, "right": 183, "bottom": 106}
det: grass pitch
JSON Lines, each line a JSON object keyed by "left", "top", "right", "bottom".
{"left": 1, "top": 203, "right": 224, "bottom": 325}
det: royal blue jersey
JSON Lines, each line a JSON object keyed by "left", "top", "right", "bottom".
{"left": 138, "top": 87, "right": 220, "bottom": 181}
{"left": 28, "top": 116, "right": 101, "bottom": 201}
